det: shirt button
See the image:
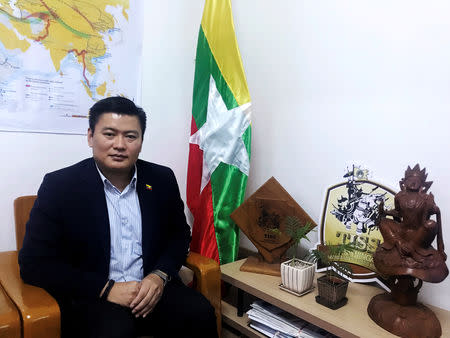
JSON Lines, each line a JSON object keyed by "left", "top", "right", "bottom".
{"left": 122, "top": 218, "right": 128, "bottom": 224}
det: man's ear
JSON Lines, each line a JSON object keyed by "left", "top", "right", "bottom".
{"left": 87, "top": 128, "right": 93, "bottom": 148}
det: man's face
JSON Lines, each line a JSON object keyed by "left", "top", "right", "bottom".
{"left": 88, "top": 112, "right": 143, "bottom": 175}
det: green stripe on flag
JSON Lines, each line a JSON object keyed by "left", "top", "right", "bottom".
{"left": 210, "top": 128, "right": 251, "bottom": 263}
{"left": 242, "top": 126, "right": 251, "bottom": 160}
{"left": 192, "top": 27, "right": 239, "bottom": 128}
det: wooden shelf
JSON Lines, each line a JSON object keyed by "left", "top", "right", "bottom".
{"left": 222, "top": 300, "right": 265, "bottom": 338}
{"left": 221, "top": 259, "right": 450, "bottom": 338}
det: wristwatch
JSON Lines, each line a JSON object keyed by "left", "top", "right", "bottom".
{"left": 152, "top": 269, "right": 170, "bottom": 286}
{"left": 101, "top": 279, "right": 115, "bottom": 300}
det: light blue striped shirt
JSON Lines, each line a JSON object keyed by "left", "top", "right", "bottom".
{"left": 96, "top": 165, "right": 144, "bottom": 282}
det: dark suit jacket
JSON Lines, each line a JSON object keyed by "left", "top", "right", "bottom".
{"left": 19, "top": 158, "right": 191, "bottom": 302}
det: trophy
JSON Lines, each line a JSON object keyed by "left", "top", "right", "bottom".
{"left": 231, "top": 177, "right": 316, "bottom": 276}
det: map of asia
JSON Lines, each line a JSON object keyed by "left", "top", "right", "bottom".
{"left": 0, "top": 0, "right": 142, "bottom": 134}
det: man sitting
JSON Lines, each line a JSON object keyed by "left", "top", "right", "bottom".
{"left": 19, "top": 96, "right": 217, "bottom": 338}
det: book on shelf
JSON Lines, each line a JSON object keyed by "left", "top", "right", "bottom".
{"left": 247, "top": 300, "right": 337, "bottom": 338}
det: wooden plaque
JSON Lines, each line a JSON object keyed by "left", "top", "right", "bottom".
{"left": 231, "top": 177, "right": 316, "bottom": 275}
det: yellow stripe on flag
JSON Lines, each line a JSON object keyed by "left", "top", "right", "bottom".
{"left": 201, "top": 0, "right": 250, "bottom": 106}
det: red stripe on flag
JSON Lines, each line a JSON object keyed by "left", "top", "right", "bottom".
{"left": 187, "top": 116, "right": 220, "bottom": 263}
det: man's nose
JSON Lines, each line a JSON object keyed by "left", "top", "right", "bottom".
{"left": 113, "top": 135, "right": 126, "bottom": 149}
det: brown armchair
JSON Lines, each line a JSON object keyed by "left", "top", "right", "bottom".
{"left": 0, "top": 195, "right": 221, "bottom": 338}
{"left": 0, "top": 283, "right": 21, "bottom": 338}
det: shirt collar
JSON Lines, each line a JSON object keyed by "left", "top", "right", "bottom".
{"left": 95, "top": 163, "right": 137, "bottom": 190}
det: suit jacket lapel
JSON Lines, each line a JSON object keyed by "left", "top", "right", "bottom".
{"left": 80, "top": 158, "right": 111, "bottom": 264}
{"left": 136, "top": 160, "right": 158, "bottom": 264}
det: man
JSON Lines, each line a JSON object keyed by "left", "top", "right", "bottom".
{"left": 19, "top": 96, "right": 217, "bottom": 338}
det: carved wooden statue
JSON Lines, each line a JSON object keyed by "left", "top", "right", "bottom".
{"left": 368, "top": 164, "right": 448, "bottom": 338}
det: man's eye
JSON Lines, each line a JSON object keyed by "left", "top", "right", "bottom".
{"left": 104, "top": 133, "right": 114, "bottom": 137}
{"left": 126, "top": 135, "right": 137, "bottom": 140}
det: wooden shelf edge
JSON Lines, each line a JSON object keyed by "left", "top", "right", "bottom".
{"left": 221, "top": 300, "right": 265, "bottom": 338}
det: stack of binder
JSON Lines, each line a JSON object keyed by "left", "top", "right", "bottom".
{"left": 247, "top": 300, "right": 337, "bottom": 338}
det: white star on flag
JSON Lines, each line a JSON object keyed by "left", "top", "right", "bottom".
{"left": 189, "top": 76, "right": 251, "bottom": 192}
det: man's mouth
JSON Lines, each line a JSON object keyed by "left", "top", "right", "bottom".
{"left": 110, "top": 154, "right": 127, "bottom": 160}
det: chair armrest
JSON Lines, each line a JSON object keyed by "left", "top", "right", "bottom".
{"left": 0, "top": 283, "right": 21, "bottom": 338}
{"left": 185, "top": 251, "right": 222, "bottom": 336}
{"left": 0, "top": 251, "right": 60, "bottom": 338}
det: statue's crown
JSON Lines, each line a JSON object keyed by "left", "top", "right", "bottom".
{"left": 404, "top": 164, "right": 427, "bottom": 181}
{"left": 401, "top": 164, "right": 433, "bottom": 192}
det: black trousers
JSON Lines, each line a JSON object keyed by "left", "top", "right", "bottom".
{"left": 60, "top": 279, "right": 218, "bottom": 338}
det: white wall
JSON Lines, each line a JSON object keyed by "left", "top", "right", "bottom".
{"left": 140, "top": 0, "right": 204, "bottom": 195}
{"left": 1, "top": 0, "right": 449, "bottom": 310}
{"left": 232, "top": 0, "right": 450, "bottom": 310}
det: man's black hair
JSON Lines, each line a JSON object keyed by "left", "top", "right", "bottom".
{"left": 89, "top": 96, "right": 147, "bottom": 138}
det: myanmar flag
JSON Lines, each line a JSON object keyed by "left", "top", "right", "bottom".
{"left": 187, "top": 0, "right": 251, "bottom": 265}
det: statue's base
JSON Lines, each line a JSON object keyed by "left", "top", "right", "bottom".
{"left": 239, "top": 254, "right": 281, "bottom": 276}
{"left": 367, "top": 293, "right": 442, "bottom": 338}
